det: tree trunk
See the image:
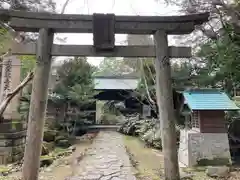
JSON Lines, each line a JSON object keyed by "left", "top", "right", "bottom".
{"left": 22, "top": 28, "right": 54, "bottom": 180}
{"left": 154, "top": 30, "right": 180, "bottom": 180}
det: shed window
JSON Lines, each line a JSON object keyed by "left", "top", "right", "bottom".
{"left": 191, "top": 111, "right": 200, "bottom": 128}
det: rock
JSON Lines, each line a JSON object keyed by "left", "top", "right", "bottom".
{"left": 45, "top": 167, "right": 52, "bottom": 172}
{"left": 0, "top": 165, "right": 11, "bottom": 176}
{"left": 142, "top": 130, "right": 154, "bottom": 142}
{"left": 1, "top": 171, "right": 9, "bottom": 176}
{"left": 10, "top": 165, "right": 21, "bottom": 173}
{"left": 56, "top": 150, "right": 72, "bottom": 158}
{"left": 40, "top": 156, "right": 54, "bottom": 167}
{"left": 43, "top": 130, "right": 57, "bottom": 142}
{"left": 180, "top": 171, "right": 194, "bottom": 180}
{"left": 55, "top": 134, "right": 72, "bottom": 148}
{"left": 56, "top": 139, "right": 71, "bottom": 148}
{"left": 206, "top": 166, "right": 229, "bottom": 178}
{"left": 55, "top": 135, "right": 67, "bottom": 142}
{"left": 64, "top": 160, "right": 70, "bottom": 165}
{"left": 68, "top": 146, "right": 76, "bottom": 152}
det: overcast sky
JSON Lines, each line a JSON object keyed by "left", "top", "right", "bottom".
{"left": 53, "top": 0, "right": 180, "bottom": 66}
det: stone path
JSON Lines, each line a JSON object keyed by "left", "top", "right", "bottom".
{"left": 68, "top": 131, "right": 136, "bottom": 180}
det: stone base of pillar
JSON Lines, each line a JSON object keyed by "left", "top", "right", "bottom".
{"left": 178, "top": 129, "right": 231, "bottom": 167}
{"left": 0, "top": 121, "right": 26, "bottom": 164}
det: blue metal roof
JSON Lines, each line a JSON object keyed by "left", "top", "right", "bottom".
{"left": 183, "top": 89, "right": 240, "bottom": 110}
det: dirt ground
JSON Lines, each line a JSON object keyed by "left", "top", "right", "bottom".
{"left": 3, "top": 133, "right": 96, "bottom": 180}
{"left": 123, "top": 135, "right": 240, "bottom": 180}
{"left": 123, "top": 135, "right": 165, "bottom": 180}
{"left": 3, "top": 132, "right": 240, "bottom": 180}
{"left": 41, "top": 136, "right": 93, "bottom": 180}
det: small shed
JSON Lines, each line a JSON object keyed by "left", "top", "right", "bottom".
{"left": 181, "top": 89, "right": 239, "bottom": 133}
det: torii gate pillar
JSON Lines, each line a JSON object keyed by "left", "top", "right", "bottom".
{"left": 154, "top": 30, "right": 180, "bottom": 179}
{"left": 22, "top": 28, "right": 54, "bottom": 180}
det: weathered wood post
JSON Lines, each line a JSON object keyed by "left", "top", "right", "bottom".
{"left": 22, "top": 28, "right": 54, "bottom": 180}
{"left": 154, "top": 30, "right": 180, "bottom": 180}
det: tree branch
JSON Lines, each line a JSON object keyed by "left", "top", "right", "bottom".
{"left": 61, "top": 0, "right": 71, "bottom": 14}
{"left": 0, "top": 71, "right": 34, "bottom": 117}
{"left": 146, "top": 59, "right": 156, "bottom": 84}
{"left": 0, "top": 21, "right": 24, "bottom": 43}
{"left": 140, "top": 59, "right": 155, "bottom": 105}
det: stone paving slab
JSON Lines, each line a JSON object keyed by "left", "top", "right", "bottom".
{"left": 67, "top": 131, "right": 136, "bottom": 180}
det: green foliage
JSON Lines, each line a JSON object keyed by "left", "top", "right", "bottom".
{"left": 102, "top": 101, "right": 122, "bottom": 115}
{"left": 0, "top": 0, "right": 56, "bottom": 12}
{"left": 197, "top": 158, "right": 230, "bottom": 166}
{"left": 136, "top": 24, "right": 240, "bottom": 98}
{"left": 19, "top": 55, "right": 36, "bottom": 79}
{"left": 197, "top": 24, "right": 240, "bottom": 95}
{"left": 53, "top": 57, "right": 96, "bottom": 105}
{"left": 17, "top": 56, "right": 35, "bottom": 117}
{"left": 97, "top": 101, "right": 124, "bottom": 125}
{"left": 0, "top": 0, "right": 56, "bottom": 55}
{"left": 118, "top": 117, "right": 180, "bottom": 150}
{"left": 68, "top": 84, "right": 96, "bottom": 105}
{"left": 96, "top": 57, "right": 134, "bottom": 76}
{"left": 0, "top": 27, "right": 10, "bottom": 55}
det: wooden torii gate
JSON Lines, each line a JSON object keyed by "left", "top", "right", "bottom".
{"left": 0, "top": 9, "right": 209, "bottom": 180}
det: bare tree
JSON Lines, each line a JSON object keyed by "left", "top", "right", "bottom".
{"left": 163, "top": 0, "right": 240, "bottom": 47}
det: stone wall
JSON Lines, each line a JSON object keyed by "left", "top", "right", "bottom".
{"left": 0, "top": 121, "right": 26, "bottom": 164}
{"left": 178, "top": 129, "right": 231, "bottom": 167}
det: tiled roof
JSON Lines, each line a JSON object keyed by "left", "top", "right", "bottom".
{"left": 94, "top": 76, "right": 139, "bottom": 90}
{"left": 183, "top": 89, "right": 239, "bottom": 110}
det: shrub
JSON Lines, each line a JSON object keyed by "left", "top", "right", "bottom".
{"left": 118, "top": 115, "right": 180, "bottom": 150}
